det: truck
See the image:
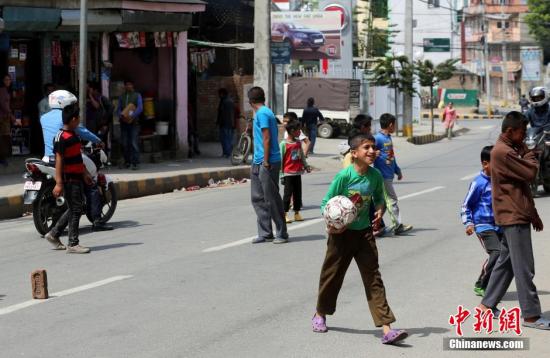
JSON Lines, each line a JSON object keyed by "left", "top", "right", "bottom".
{"left": 284, "top": 77, "right": 361, "bottom": 138}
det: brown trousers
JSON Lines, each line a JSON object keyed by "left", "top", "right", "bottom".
{"left": 316, "top": 228, "right": 396, "bottom": 327}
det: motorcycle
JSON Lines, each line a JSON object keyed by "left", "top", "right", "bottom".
{"left": 23, "top": 144, "right": 117, "bottom": 236}
{"left": 525, "top": 126, "right": 550, "bottom": 196}
{"left": 231, "top": 117, "right": 253, "bottom": 166}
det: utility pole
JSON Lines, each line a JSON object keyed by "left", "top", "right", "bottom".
{"left": 500, "top": 1, "right": 509, "bottom": 107}
{"left": 482, "top": 3, "right": 492, "bottom": 118}
{"left": 403, "top": 0, "right": 413, "bottom": 137}
{"left": 254, "top": 0, "right": 271, "bottom": 104}
{"left": 79, "top": 0, "right": 88, "bottom": 125}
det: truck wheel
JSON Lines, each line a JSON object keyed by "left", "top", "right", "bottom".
{"left": 318, "top": 123, "right": 333, "bottom": 139}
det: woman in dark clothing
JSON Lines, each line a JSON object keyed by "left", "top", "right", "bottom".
{"left": 301, "top": 97, "right": 324, "bottom": 154}
{"left": 0, "top": 75, "right": 14, "bottom": 166}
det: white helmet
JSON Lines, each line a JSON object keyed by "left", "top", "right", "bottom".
{"left": 48, "top": 90, "right": 77, "bottom": 109}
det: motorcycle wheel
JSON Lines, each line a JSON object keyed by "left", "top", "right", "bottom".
{"left": 33, "top": 184, "right": 66, "bottom": 236}
{"left": 86, "top": 183, "right": 118, "bottom": 224}
{"left": 231, "top": 135, "right": 251, "bottom": 166}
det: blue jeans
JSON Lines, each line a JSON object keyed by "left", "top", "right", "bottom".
{"left": 120, "top": 123, "right": 140, "bottom": 165}
{"left": 307, "top": 125, "right": 317, "bottom": 153}
{"left": 219, "top": 127, "right": 234, "bottom": 156}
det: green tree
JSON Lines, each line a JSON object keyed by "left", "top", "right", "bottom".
{"left": 525, "top": 0, "right": 550, "bottom": 61}
{"left": 415, "top": 59, "right": 458, "bottom": 134}
{"left": 370, "top": 54, "right": 416, "bottom": 134}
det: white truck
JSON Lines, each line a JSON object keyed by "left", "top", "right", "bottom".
{"left": 284, "top": 77, "right": 361, "bottom": 138}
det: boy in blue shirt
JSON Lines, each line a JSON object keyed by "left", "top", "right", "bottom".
{"left": 461, "top": 145, "right": 501, "bottom": 297}
{"left": 374, "top": 114, "right": 413, "bottom": 235}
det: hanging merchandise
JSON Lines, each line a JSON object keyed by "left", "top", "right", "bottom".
{"left": 70, "top": 41, "right": 79, "bottom": 70}
{"left": 189, "top": 48, "right": 216, "bottom": 73}
{"left": 19, "top": 44, "right": 27, "bottom": 61}
{"left": 52, "top": 40, "right": 63, "bottom": 66}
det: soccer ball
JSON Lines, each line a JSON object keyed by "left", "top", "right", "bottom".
{"left": 323, "top": 195, "right": 358, "bottom": 230}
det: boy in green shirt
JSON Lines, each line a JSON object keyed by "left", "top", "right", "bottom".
{"left": 312, "top": 133, "right": 408, "bottom": 345}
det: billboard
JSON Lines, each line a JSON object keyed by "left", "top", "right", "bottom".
{"left": 521, "top": 47, "right": 542, "bottom": 82}
{"left": 271, "top": 11, "right": 341, "bottom": 60}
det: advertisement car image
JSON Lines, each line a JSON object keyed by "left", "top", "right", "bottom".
{"left": 271, "top": 22, "right": 325, "bottom": 52}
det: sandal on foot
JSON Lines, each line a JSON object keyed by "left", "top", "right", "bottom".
{"left": 381, "top": 329, "right": 408, "bottom": 345}
{"left": 523, "top": 317, "right": 550, "bottom": 330}
{"left": 312, "top": 314, "right": 328, "bottom": 333}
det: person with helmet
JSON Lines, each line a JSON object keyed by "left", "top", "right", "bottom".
{"left": 40, "top": 90, "right": 113, "bottom": 233}
{"left": 41, "top": 90, "right": 103, "bottom": 160}
{"left": 526, "top": 87, "right": 550, "bottom": 132}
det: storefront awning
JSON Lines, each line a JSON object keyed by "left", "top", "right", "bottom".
{"left": 60, "top": 10, "right": 122, "bottom": 32}
{"left": 188, "top": 39, "right": 254, "bottom": 50}
{"left": 2, "top": 6, "right": 61, "bottom": 31}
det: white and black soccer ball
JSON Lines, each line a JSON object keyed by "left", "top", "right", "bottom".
{"left": 323, "top": 195, "right": 358, "bottom": 230}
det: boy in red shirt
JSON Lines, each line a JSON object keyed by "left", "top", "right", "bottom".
{"left": 50, "top": 103, "right": 93, "bottom": 254}
{"left": 280, "top": 119, "right": 311, "bottom": 223}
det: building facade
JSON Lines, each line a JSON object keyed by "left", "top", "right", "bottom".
{"left": 462, "top": 0, "right": 541, "bottom": 104}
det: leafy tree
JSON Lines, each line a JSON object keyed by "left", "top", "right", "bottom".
{"left": 370, "top": 54, "right": 416, "bottom": 134}
{"left": 415, "top": 59, "right": 458, "bottom": 134}
{"left": 525, "top": 0, "right": 550, "bottom": 62}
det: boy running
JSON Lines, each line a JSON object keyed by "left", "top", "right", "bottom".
{"left": 461, "top": 145, "right": 501, "bottom": 297}
{"left": 280, "top": 119, "right": 311, "bottom": 223}
{"left": 478, "top": 111, "right": 550, "bottom": 330}
{"left": 374, "top": 113, "right": 413, "bottom": 235}
{"left": 50, "top": 103, "right": 92, "bottom": 254}
{"left": 312, "top": 133, "right": 408, "bottom": 345}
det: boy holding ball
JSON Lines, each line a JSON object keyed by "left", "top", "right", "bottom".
{"left": 312, "top": 133, "right": 408, "bottom": 345}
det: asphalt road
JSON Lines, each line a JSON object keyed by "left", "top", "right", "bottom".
{"left": 1, "top": 121, "right": 549, "bottom": 357}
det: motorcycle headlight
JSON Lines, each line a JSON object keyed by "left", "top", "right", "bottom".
{"left": 526, "top": 139, "right": 536, "bottom": 150}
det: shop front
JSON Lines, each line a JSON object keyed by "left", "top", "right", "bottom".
{"left": 0, "top": 0, "right": 205, "bottom": 161}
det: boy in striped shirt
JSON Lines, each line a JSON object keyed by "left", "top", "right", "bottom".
{"left": 49, "top": 103, "right": 93, "bottom": 254}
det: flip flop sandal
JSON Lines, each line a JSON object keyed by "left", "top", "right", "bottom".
{"left": 522, "top": 317, "right": 550, "bottom": 330}
{"left": 381, "top": 329, "right": 408, "bottom": 345}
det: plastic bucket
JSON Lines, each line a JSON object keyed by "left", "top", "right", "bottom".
{"left": 155, "top": 121, "right": 169, "bottom": 135}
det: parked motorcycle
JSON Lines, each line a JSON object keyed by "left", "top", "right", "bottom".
{"left": 23, "top": 144, "right": 117, "bottom": 235}
{"left": 525, "top": 126, "right": 550, "bottom": 196}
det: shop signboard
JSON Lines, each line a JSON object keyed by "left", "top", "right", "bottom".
{"left": 271, "top": 41, "right": 291, "bottom": 64}
{"left": 271, "top": 11, "right": 341, "bottom": 61}
{"left": 423, "top": 38, "right": 450, "bottom": 53}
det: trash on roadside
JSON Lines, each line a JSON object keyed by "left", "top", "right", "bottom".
{"left": 186, "top": 185, "right": 201, "bottom": 191}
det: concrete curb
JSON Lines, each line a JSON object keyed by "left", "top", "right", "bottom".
{"left": 421, "top": 113, "right": 503, "bottom": 120}
{"left": 0, "top": 166, "right": 251, "bottom": 221}
{"left": 407, "top": 128, "right": 470, "bottom": 145}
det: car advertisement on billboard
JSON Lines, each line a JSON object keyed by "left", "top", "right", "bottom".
{"left": 271, "top": 11, "right": 341, "bottom": 60}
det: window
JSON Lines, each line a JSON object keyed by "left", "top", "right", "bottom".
{"left": 496, "top": 21, "right": 509, "bottom": 29}
{"left": 371, "top": 0, "right": 388, "bottom": 19}
{"left": 428, "top": 0, "right": 440, "bottom": 7}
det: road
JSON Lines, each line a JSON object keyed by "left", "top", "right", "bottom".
{"left": 1, "top": 121, "right": 549, "bottom": 357}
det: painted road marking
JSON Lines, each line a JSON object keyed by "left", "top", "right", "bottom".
{"left": 480, "top": 125, "right": 496, "bottom": 130}
{"left": 0, "top": 275, "right": 133, "bottom": 316}
{"left": 460, "top": 173, "right": 479, "bottom": 181}
{"left": 203, "top": 186, "right": 446, "bottom": 253}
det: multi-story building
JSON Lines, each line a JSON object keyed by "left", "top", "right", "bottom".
{"left": 462, "top": 0, "right": 541, "bottom": 104}
{"left": 388, "top": 0, "right": 463, "bottom": 65}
